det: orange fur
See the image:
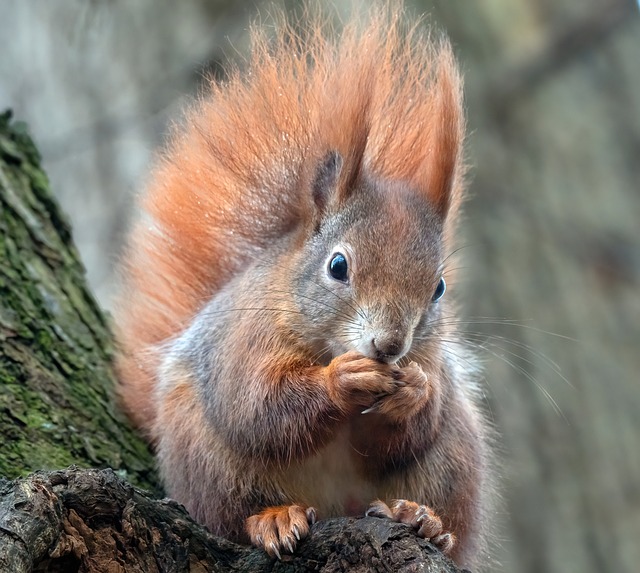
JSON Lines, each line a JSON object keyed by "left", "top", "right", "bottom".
{"left": 114, "top": 6, "right": 464, "bottom": 435}
{"left": 246, "top": 505, "right": 315, "bottom": 558}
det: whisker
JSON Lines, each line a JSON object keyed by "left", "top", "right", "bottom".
{"left": 480, "top": 344, "right": 566, "bottom": 420}
{"left": 420, "top": 327, "right": 570, "bottom": 387}
{"left": 309, "top": 344, "right": 332, "bottom": 366}
{"left": 413, "top": 329, "right": 567, "bottom": 421}
{"left": 458, "top": 332, "right": 573, "bottom": 389}
{"left": 307, "top": 278, "right": 369, "bottom": 323}
{"left": 433, "top": 336, "right": 566, "bottom": 420}
{"left": 422, "top": 314, "right": 579, "bottom": 346}
{"left": 440, "top": 243, "right": 476, "bottom": 268}
{"left": 428, "top": 315, "right": 579, "bottom": 342}
{"left": 262, "top": 287, "right": 361, "bottom": 327}
{"left": 197, "top": 306, "right": 308, "bottom": 319}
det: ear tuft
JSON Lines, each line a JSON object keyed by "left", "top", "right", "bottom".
{"left": 420, "top": 45, "right": 465, "bottom": 219}
{"left": 312, "top": 150, "right": 343, "bottom": 214}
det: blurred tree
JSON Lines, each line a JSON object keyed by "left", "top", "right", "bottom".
{"left": 423, "top": 0, "right": 640, "bottom": 571}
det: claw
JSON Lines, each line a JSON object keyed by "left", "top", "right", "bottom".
{"left": 361, "top": 404, "right": 379, "bottom": 414}
{"left": 270, "top": 542, "right": 282, "bottom": 560}
{"left": 284, "top": 537, "right": 294, "bottom": 553}
{"left": 306, "top": 507, "right": 317, "bottom": 525}
{"left": 366, "top": 500, "right": 393, "bottom": 519}
{"left": 292, "top": 525, "right": 300, "bottom": 540}
{"left": 432, "top": 532, "right": 456, "bottom": 555}
{"left": 415, "top": 506, "right": 427, "bottom": 522}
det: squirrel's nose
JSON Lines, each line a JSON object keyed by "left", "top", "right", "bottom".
{"left": 372, "top": 337, "right": 404, "bottom": 362}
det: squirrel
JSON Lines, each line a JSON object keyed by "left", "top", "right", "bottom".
{"left": 114, "top": 5, "right": 492, "bottom": 570}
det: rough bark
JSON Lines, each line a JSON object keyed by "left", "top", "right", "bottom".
{"left": 0, "top": 111, "right": 158, "bottom": 492}
{"left": 0, "top": 467, "right": 463, "bottom": 573}
{"left": 0, "top": 113, "right": 465, "bottom": 571}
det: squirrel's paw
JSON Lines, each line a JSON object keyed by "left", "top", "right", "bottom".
{"left": 366, "top": 499, "right": 455, "bottom": 556}
{"left": 328, "top": 350, "right": 404, "bottom": 409}
{"left": 246, "top": 504, "right": 317, "bottom": 559}
{"left": 361, "top": 361, "right": 429, "bottom": 421}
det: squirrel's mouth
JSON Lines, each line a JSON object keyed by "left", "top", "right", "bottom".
{"left": 374, "top": 351, "right": 403, "bottom": 364}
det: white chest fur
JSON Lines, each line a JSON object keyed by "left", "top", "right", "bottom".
{"left": 278, "top": 426, "right": 383, "bottom": 517}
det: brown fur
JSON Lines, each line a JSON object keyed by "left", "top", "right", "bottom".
{"left": 114, "top": 6, "right": 465, "bottom": 432}
{"left": 114, "top": 5, "right": 490, "bottom": 570}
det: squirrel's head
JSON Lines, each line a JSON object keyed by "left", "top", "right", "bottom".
{"left": 281, "top": 29, "right": 464, "bottom": 364}
{"left": 290, "top": 150, "right": 455, "bottom": 364}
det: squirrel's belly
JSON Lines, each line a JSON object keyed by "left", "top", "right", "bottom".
{"left": 280, "top": 427, "right": 380, "bottom": 517}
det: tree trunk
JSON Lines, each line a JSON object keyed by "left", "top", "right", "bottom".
{"left": 0, "top": 110, "right": 158, "bottom": 493}
{"left": 0, "top": 112, "right": 465, "bottom": 572}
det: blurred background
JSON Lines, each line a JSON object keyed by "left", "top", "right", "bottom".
{"left": 1, "top": 0, "right": 639, "bottom": 571}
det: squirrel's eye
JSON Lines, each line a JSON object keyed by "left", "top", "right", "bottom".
{"left": 328, "top": 253, "right": 349, "bottom": 282}
{"left": 432, "top": 277, "right": 446, "bottom": 302}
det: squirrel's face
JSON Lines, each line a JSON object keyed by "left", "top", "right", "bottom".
{"left": 292, "top": 178, "right": 448, "bottom": 364}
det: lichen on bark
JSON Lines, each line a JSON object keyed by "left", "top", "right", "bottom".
{"left": 0, "top": 110, "right": 159, "bottom": 493}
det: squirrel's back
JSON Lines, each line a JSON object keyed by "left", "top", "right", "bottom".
{"left": 115, "top": 6, "right": 465, "bottom": 436}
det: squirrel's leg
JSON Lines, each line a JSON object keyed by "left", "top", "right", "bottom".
{"left": 233, "top": 350, "right": 405, "bottom": 557}
{"left": 360, "top": 359, "right": 454, "bottom": 556}
{"left": 353, "top": 360, "right": 485, "bottom": 566}
{"left": 246, "top": 505, "right": 317, "bottom": 558}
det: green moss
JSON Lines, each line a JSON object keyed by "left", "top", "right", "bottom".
{"left": 0, "top": 111, "right": 160, "bottom": 493}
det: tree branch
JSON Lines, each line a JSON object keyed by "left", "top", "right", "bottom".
{"left": 485, "top": 0, "right": 638, "bottom": 117}
{"left": 0, "top": 467, "right": 464, "bottom": 573}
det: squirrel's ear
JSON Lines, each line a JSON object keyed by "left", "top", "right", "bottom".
{"left": 312, "top": 150, "right": 343, "bottom": 215}
{"left": 420, "top": 50, "right": 465, "bottom": 219}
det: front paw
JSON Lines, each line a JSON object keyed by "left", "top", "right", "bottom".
{"left": 366, "top": 499, "right": 455, "bottom": 556}
{"left": 361, "top": 361, "right": 429, "bottom": 421}
{"left": 246, "top": 504, "right": 317, "bottom": 559}
{"left": 326, "top": 350, "right": 404, "bottom": 411}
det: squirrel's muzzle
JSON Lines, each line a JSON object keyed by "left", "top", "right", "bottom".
{"left": 371, "top": 336, "right": 406, "bottom": 363}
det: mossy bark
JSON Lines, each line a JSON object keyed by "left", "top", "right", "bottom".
{"left": 0, "top": 110, "right": 158, "bottom": 492}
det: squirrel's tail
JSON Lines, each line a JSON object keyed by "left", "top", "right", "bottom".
{"left": 114, "top": 3, "right": 465, "bottom": 436}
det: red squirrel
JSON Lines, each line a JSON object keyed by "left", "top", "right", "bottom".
{"left": 115, "top": 6, "right": 491, "bottom": 570}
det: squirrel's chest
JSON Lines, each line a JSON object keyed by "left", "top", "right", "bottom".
{"left": 280, "top": 426, "right": 386, "bottom": 517}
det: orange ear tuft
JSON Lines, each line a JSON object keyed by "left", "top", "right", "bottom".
{"left": 417, "top": 45, "right": 465, "bottom": 218}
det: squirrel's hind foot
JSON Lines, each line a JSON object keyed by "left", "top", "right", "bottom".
{"left": 246, "top": 504, "right": 317, "bottom": 559}
{"left": 366, "top": 499, "right": 456, "bottom": 555}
